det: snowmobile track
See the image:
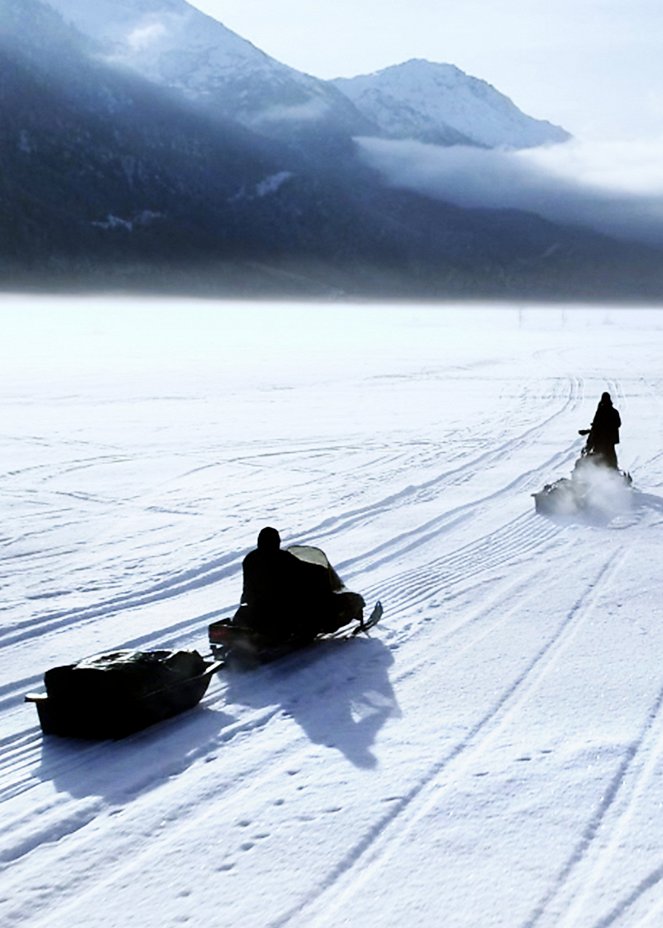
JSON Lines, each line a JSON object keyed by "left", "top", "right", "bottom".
{"left": 265, "top": 549, "right": 628, "bottom": 928}
{"left": 522, "top": 661, "right": 663, "bottom": 927}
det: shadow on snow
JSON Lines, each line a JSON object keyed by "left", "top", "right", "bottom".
{"left": 223, "top": 635, "right": 400, "bottom": 770}
{"left": 34, "top": 704, "right": 236, "bottom": 801}
{"left": 32, "top": 635, "right": 399, "bottom": 800}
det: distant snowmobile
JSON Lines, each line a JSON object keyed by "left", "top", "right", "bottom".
{"left": 533, "top": 434, "right": 632, "bottom": 517}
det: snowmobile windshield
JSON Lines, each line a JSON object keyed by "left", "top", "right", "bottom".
{"left": 286, "top": 545, "right": 344, "bottom": 591}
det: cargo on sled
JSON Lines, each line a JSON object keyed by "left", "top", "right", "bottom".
{"left": 25, "top": 649, "right": 223, "bottom": 739}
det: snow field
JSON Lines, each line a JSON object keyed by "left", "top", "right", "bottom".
{"left": 1, "top": 299, "right": 663, "bottom": 927}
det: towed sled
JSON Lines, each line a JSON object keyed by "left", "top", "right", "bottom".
{"left": 25, "top": 649, "right": 222, "bottom": 739}
{"left": 533, "top": 447, "right": 632, "bottom": 516}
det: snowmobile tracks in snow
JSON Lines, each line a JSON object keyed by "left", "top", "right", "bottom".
{"left": 296, "top": 375, "right": 586, "bottom": 552}
{"left": 359, "top": 509, "right": 562, "bottom": 638}
{"left": 269, "top": 550, "right": 629, "bottom": 928}
{"left": 522, "top": 655, "right": 663, "bottom": 925}
{"left": 0, "top": 605, "right": 384, "bottom": 810}
{"left": 2, "top": 375, "right": 582, "bottom": 667}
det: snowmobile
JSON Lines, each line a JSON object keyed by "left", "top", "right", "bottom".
{"left": 209, "top": 544, "right": 382, "bottom": 664}
{"left": 533, "top": 433, "right": 632, "bottom": 517}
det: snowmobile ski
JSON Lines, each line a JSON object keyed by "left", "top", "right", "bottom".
{"left": 351, "top": 599, "right": 383, "bottom": 635}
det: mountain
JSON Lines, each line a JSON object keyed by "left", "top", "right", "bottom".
{"left": 2, "top": 0, "right": 425, "bottom": 291}
{"left": 43, "top": 1, "right": 567, "bottom": 152}
{"left": 41, "top": 0, "right": 374, "bottom": 146}
{"left": 0, "top": 0, "right": 421, "bottom": 291}
{"left": 2, "top": 0, "right": 663, "bottom": 299}
{"left": 0, "top": 0, "right": 302, "bottom": 276}
{"left": 332, "top": 59, "right": 570, "bottom": 149}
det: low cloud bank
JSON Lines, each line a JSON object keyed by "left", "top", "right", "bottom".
{"left": 357, "top": 136, "right": 663, "bottom": 245}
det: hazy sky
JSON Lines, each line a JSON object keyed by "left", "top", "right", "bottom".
{"left": 189, "top": 0, "right": 662, "bottom": 141}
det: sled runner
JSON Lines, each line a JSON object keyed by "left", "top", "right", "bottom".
{"left": 209, "top": 600, "right": 384, "bottom": 665}
{"left": 25, "top": 649, "right": 223, "bottom": 739}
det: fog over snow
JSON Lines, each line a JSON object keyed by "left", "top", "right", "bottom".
{"left": 357, "top": 136, "right": 663, "bottom": 246}
{"left": 183, "top": 0, "right": 663, "bottom": 247}
{"left": 3, "top": 299, "right": 663, "bottom": 928}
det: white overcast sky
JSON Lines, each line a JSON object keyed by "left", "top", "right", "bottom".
{"left": 189, "top": 0, "right": 663, "bottom": 141}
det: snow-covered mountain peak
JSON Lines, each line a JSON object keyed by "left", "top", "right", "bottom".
{"left": 380, "top": 58, "right": 464, "bottom": 79}
{"left": 41, "top": 2, "right": 568, "bottom": 148}
{"left": 332, "top": 59, "right": 570, "bottom": 149}
{"left": 46, "top": 0, "right": 284, "bottom": 85}
{"left": 43, "top": 0, "right": 368, "bottom": 136}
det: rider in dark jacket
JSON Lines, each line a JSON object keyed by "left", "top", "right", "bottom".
{"left": 586, "top": 392, "right": 621, "bottom": 468}
{"left": 233, "top": 527, "right": 365, "bottom": 642}
{"left": 234, "top": 527, "right": 304, "bottom": 639}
